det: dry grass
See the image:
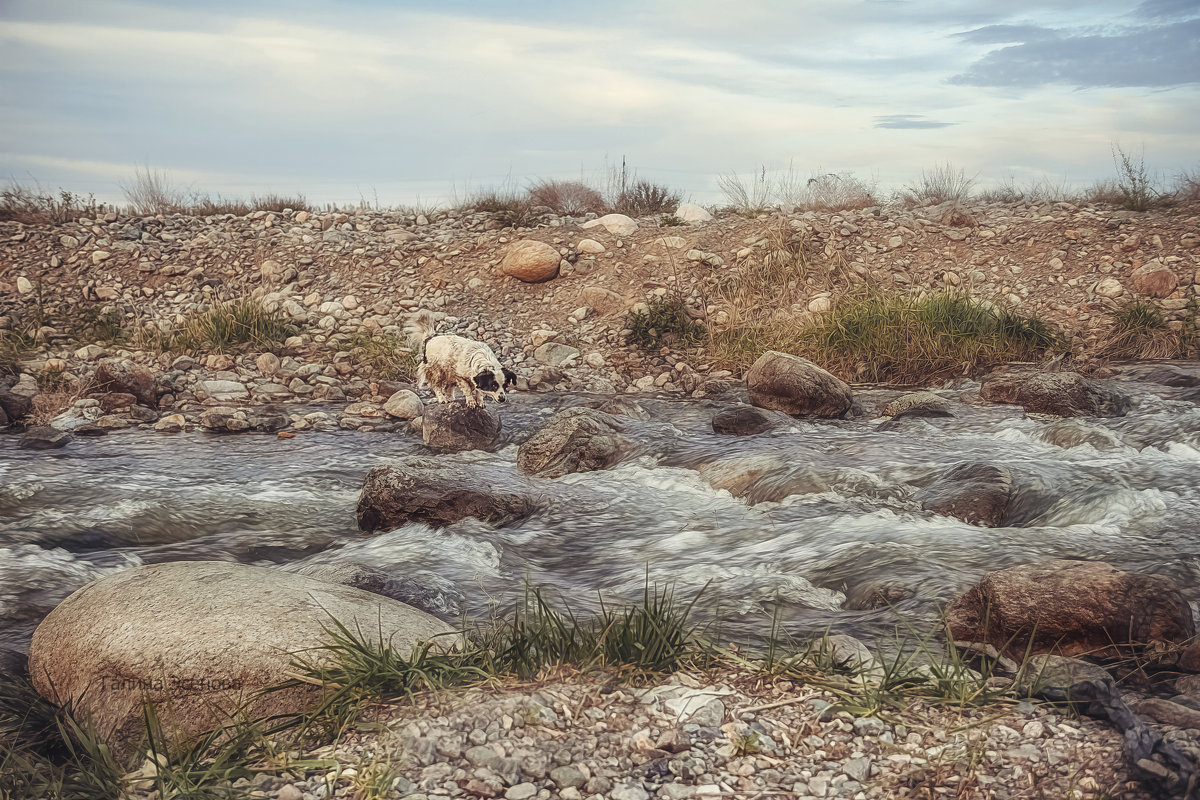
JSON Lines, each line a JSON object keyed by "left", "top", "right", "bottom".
{"left": 138, "top": 299, "right": 297, "bottom": 354}
{"left": 717, "top": 166, "right": 772, "bottom": 216}
{"left": 527, "top": 180, "right": 605, "bottom": 215}
{"left": 466, "top": 187, "right": 538, "bottom": 228}
{"left": 977, "top": 176, "right": 1082, "bottom": 205}
{"left": 775, "top": 168, "right": 877, "bottom": 212}
{"left": 898, "top": 163, "right": 977, "bottom": 207}
{"left": 0, "top": 184, "right": 104, "bottom": 225}
{"left": 336, "top": 333, "right": 419, "bottom": 382}
{"left": 1097, "top": 300, "right": 1188, "bottom": 359}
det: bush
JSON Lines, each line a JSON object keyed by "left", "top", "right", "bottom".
{"left": 717, "top": 167, "right": 772, "bottom": 216}
{"left": 898, "top": 163, "right": 976, "bottom": 207}
{"left": 528, "top": 180, "right": 605, "bottom": 216}
{"left": 1109, "top": 144, "right": 1160, "bottom": 212}
{"left": 625, "top": 297, "right": 706, "bottom": 350}
{"left": 711, "top": 291, "right": 1059, "bottom": 383}
{"left": 468, "top": 188, "right": 538, "bottom": 228}
{"left": 613, "top": 179, "right": 681, "bottom": 216}
{"left": 775, "top": 169, "right": 877, "bottom": 212}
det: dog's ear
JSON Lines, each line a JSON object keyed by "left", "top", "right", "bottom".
{"left": 473, "top": 371, "right": 499, "bottom": 391}
{"left": 502, "top": 367, "right": 518, "bottom": 388}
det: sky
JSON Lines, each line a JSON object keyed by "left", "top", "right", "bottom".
{"left": 0, "top": 0, "right": 1197, "bottom": 207}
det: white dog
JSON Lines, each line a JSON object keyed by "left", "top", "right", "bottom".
{"left": 404, "top": 310, "right": 516, "bottom": 407}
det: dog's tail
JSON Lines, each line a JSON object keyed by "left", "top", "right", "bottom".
{"left": 403, "top": 309, "right": 439, "bottom": 360}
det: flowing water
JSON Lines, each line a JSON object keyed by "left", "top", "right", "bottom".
{"left": 4, "top": 366, "right": 1200, "bottom": 655}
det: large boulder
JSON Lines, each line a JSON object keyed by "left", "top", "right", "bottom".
{"left": 499, "top": 241, "right": 560, "bottom": 283}
{"left": 673, "top": 203, "right": 713, "bottom": 224}
{"left": 422, "top": 402, "right": 501, "bottom": 453}
{"left": 357, "top": 457, "right": 537, "bottom": 531}
{"left": 746, "top": 351, "right": 853, "bottom": 417}
{"left": 1130, "top": 260, "right": 1178, "bottom": 299}
{"left": 945, "top": 560, "right": 1195, "bottom": 658}
{"left": 383, "top": 389, "right": 424, "bottom": 419}
{"left": 913, "top": 462, "right": 1013, "bottom": 527}
{"left": 979, "top": 371, "right": 1131, "bottom": 417}
{"left": 516, "top": 407, "right": 633, "bottom": 478}
{"left": 0, "top": 375, "right": 37, "bottom": 422}
{"left": 18, "top": 426, "right": 71, "bottom": 450}
{"left": 28, "top": 562, "right": 453, "bottom": 758}
{"left": 93, "top": 358, "right": 158, "bottom": 407}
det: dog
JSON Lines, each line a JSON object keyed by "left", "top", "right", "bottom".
{"left": 404, "top": 310, "right": 517, "bottom": 408}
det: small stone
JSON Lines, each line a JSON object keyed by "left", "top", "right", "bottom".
{"left": 92, "top": 250, "right": 111, "bottom": 265}
{"left": 16, "top": 276, "right": 33, "bottom": 295}
{"left": 843, "top": 757, "right": 871, "bottom": 783}
{"left": 550, "top": 765, "right": 586, "bottom": 789}
{"left": 505, "top": 783, "right": 537, "bottom": 800}
{"left": 610, "top": 784, "right": 650, "bottom": 800}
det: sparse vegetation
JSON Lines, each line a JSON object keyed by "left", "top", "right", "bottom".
{"left": 897, "top": 162, "right": 976, "bottom": 207}
{"left": 138, "top": 299, "right": 297, "bottom": 354}
{"left": 0, "top": 184, "right": 104, "bottom": 225}
{"left": 625, "top": 297, "right": 707, "bottom": 350}
{"left": 0, "top": 330, "right": 34, "bottom": 376}
{"left": 775, "top": 167, "right": 877, "bottom": 212}
{"left": 612, "top": 179, "right": 681, "bottom": 216}
{"left": 1098, "top": 300, "right": 1186, "bottom": 359}
{"left": 336, "top": 333, "right": 420, "bottom": 382}
{"left": 527, "top": 180, "right": 605, "bottom": 216}
{"left": 1107, "top": 144, "right": 1160, "bottom": 212}
{"left": 977, "top": 175, "right": 1081, "bottom": 205}
{"left": 121, "top": 166, "right": 310, "bottom": 217}
{"left": 717, "top": 166, "right": 772, "bottom": 216}
{"left": 467, "top": 187, "right": 538, "bottom": 228}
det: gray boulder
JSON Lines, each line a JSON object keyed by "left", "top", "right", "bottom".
{"left": 516, "top": 407, "right": 633, "bottom": 478}
{"left": 28, "top": 562, "right": 453, "bottom": 758}
{"left": 422, "top": 402, "right": 501, "bottom": 453}
{"left": 18, "top": 426, "right": 71, "bottom": 450}
{"left": 980, "top": 370, "right": 1131, "bottom": 417}
{"left": 357, "top": 457, "right": 538, "bottom": 531}
{"left": 746, "top": 351, "right": 852, "bottom": 417}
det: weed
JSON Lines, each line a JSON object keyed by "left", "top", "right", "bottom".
{"left": 775, "top": 167, "right": 877, "bottom": 212}
{"left": 978, "top": 176, "right": 1081, "bottom": 205}
{"left": 337, "top": 333, "right": 419, "bottom": 382}
{"left": 469, "top": 188, "right": 538, "bottom": 228}
{"left": 1172, "top": 167, "right": 1200, "bottom": 204}
{"left": 718, "top": 167, "right": 772, "bottom": 216}
{"left": 1110, "top": 144, "right": 1160, "bottom": 212}
{"left": 625, "top": 297, "right": 706, "bottom": 351}
{"left": 1098, "top": 300, "right": 1185, "bottom": 359}
{"left": 122, "top": 166, "right": 188, "bottom": 215}
{"left": 528, "top": 180, "right": 605, "bottom": 216}
{"left": 0, "top": 330, "right": 34, "bottom": 376}
{"left": 613, "top": 179, "right": 681, "bottom": 216}
{"left": 140, "top": 299, "right": 297, "bottom": 354}
{"left": 658, "top": 214, "right": 685, "bottom": 227}
{"left": 0, "top": 183, "right": 104, "bottom": 225}
{"left": 898, "top": 163, "right": 976, "bottom": 207}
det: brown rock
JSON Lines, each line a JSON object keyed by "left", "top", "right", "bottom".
{"left": 913, "top": 462, "right": 1012, "bottom": 527}
{"left": 499, "top": 241, "right": 560, "bottom": 283}
{"left": 578, "top": 286, "right": 625, "bottom": 315}
{"left": 980, "top": 370, "right": 1131, "bottom": 417}
{"left": 93, "top": 358, "right": 157, "bottom": 407}
{"left": 746, "top": 351, "right": 852, "bottom": 417}
{"left": 1133, "top": 698, "right": 1200, "bottom": 730}
{"left": 422, "top": 402, "right": 501, "bottom": 453}
{"left": 712, "top": 405, "right": 777, "bottom": 435}
{"left": 517, "top": 407, "right": 633, "bottom": 478}
{"left": 1130, "top": 260, "right": 1178, "bottom": 298}
{"left": 28, "top": 562, "right": 452, "bottom": 758}
{"left": 945, "top": 560, "right": 1195, "bottom": 658}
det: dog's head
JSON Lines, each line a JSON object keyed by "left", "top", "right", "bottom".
{"left": 474, "top": 367, "right": 518, "bottom": 403}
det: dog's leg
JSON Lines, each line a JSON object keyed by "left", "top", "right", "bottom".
{"left": 457, "top": 378, "right": 480, "bottom": 408}
{"left": 431, "top": 382, "right": 452, "bottom": 404}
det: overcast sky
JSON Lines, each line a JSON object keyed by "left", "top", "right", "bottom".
{"left": 1, "top": 0, "right": 1197, "bottom": 207}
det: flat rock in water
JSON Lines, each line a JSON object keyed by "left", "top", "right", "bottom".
{"left": 913, "top": 462, "right": 1013, "bottom": 527}
{"left": 357, "top": 457, "right": 537, "bottom": 531}
{"left": 980, "top": 370, "right": 1131, "bottom": 417}
{"left": 28, "top": 561, "right": 453, "bottom": 758}
{"left": 517, "top": 406, "right": 633, "bottom": 478}
{"left": 18, "top": 426, "right": 70, "bottom": 450}
{"left": 711, "top": 405, "right": 777, "bottom": 435}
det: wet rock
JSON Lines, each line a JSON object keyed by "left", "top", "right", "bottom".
{"left": 946, "top": 560, "right": 1195, "bottom": 658}
{"left": 93, "top": 357, "right": 157, "bottom": 407}
{"left": 881, "top": 391, "right": 955, "bottom": 419}
{"left": 29, "top": 561, "right": 452, "bottom": 758}
{"left": 842, "top": 581, "right": 914, "bottom": 610}
{"left": 357, "top": 457, "right": 537, "bottom": 531}
{"left": 499, "top": 241, "right": 560, "bottom": 283}
{"left": 294, "top": 561, "right": 465, "bottom": 621}
{"left": 18, "top": 426, "right": 71, "bottom": 450}
{"left": 1120, "top": 364, "right": 1200, "bottom": 388}
{"left": 246, "top": 408, "right": 288, "bottom": 432}
{"left": 980, "top": 370, "right": 1131, "bottom": 417}
{"left": 516, "top": 407, "right": 633, "bottom": 478}
{"left": 711, "top": 405, "right": 777, "bottom": 435}
{"left": 580, "top": 397, "right": 650, "bottom": 420}
{"left": 154, "top": 413, "right": 187, "bottom": 432}
{"left": 198, "top": 406, "right": 250, "bottom": 432}
{"left": 0, "top": 380, "right": 34, "bottom": 423}
{"left": 913, "top": 462, "right": 1013, "bottom": 527}
{"left": 746, "top": 351, "right": 853, "bottom": 417}
{"left": 422, "top": 402, "right": 501, "bottom": 453}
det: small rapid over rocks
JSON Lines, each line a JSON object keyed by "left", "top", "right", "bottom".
{"left": 4, "top": 364, "right": 1200, "bottom": 663}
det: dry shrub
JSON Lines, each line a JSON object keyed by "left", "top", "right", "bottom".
{"left": 122, "top": 166, "right": 188, "bottom": 215}
{"left": 897, "top": 163, "right": 976, "bottom": 207}
{"left": 528, "top": 180, "right": 605, "bottom": 215}
{"left": 0, "top": 184, "right": 103, "bottom": 224}
{"left": 775, "top": 170, "right": 877, "bottom": 212}
{"left": 468, "top": 188, "right": 537, "bottom": 228}
{"left": 1098, "top": 301, "right": 1187, "bottom": 359}
{"left": 717, "top": 167, "right": 772, "bottom": 215}
{"left": 613, "top": 180, "right": 681, "bottom": 216}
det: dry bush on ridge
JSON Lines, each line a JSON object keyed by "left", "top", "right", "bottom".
{"left": 527, "top": 180, "right": 605, "bottom": 215}
{"left": 0, "top": 183, "right": 103, "bottom": 224}
{"left": 776, "top": 171, "right": 877, "bottom": 212}
{"left": 897, "top": 163, "right": 976, "bottom": 207}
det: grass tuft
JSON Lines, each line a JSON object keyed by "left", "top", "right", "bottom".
{"left": 718, "top": 166, "right": 772, "bottom": 216}
{"left": 528, "top": 180, "right": 605, "bottom": 216}
{"left": 775, "top": 168, "right": 877, "bottom": 212}
{"left": 468, "top": 188, "right": 539, "bottom": 228}
{"left": 612, "top": 179, "right": 681, "bottom": 216}
{"left": 625, "top": 298, "right": 707, "bottom": 351}
{"left": 336, "top": 333, "right": 420, "bottom": 382}
{"left": 898, "top": 163, "right": 976, "bottom": 207}
{"left": 1098, "top": 300, "right": 1186, "bottom": 359}
{"left": 711, "top": 291, "right": 1059, "bottom": 383}
{"left": 0, "top": 184, "right": 104, "bottom": 225}
{"left": 139, "top": 299, "right": 297, "bottom": 354}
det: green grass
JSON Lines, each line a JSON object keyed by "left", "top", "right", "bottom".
{"left": 336, "top": 333, "right": 420, "bottom": 382}
{"left": 139, "top": 299, "right": 297, "bottom": 354}
{"left": 0, "top": 330, "right": 34, "bottom": 377}
{"left": 712, "top": 291, "right": 1060, "bottom": 383}
{"left": 625, "top": 297, "right": 707, "bottom": 350}
{"left": 1099, "top": 300, "right": 1186, "bottom": 359}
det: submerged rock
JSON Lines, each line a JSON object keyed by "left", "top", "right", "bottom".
{"left": 28, "top": 561, "right": 453, "bottom": 758}
{"left": 422, "top": 402, "right": 502, "bottom": 453}
{"left": 711, "top": 405, "right": 778, "bottom": 435}
{"left": 946, "top": 560, "right": 1195, "bottom": 659}
{"left": 880, "top": 391, "right": 955, "bottom": 419}
{"left": 357, "top": 457, "right": 537, "bottom": 531}
{"left": 980, "top": 370, "right": 1131, "bottom": 417}
{"left": 746, "top": 351, "right": 852, "bottom": 418}
{"left": 517, "top": 406, "right": 633, "bottom": 478}
{"left": 295, "top": 561, "right": 465, "bottom": 621}
{"left": 18, "top": 426, "right": 70, "bottom": 450}
{"left": 913, "top": 462, "right": 1013, "bottom": 527}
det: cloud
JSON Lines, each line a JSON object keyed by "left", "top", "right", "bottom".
{"left": 952, "top": 18, "right": 1200, "bottom": 88}
{"left": 874, "top": 115, "right": 955, "bottom": 129}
